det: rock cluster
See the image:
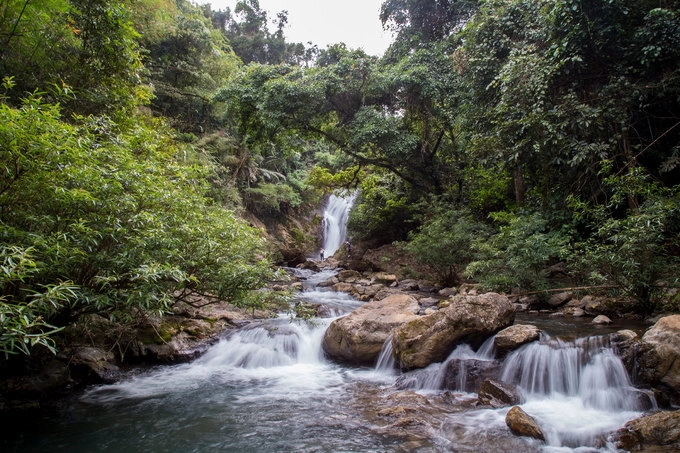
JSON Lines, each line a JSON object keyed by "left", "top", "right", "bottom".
{"left": 391, "top": 292, "right": 515, "bottom": 370}
{"left": 322, "top": 289, "right": 515, "bottom": 369}
{"left": 620, "top": 314, "right": 680, "bottom": 407}
{"left": 322, "top": 294, "right": 420, "bottom": 365}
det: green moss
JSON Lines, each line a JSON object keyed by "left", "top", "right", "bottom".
{"left": 137, "top": 322, "right": 176, "bottom": 344}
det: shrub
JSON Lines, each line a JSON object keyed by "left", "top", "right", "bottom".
{"left": 465, "top": 211, "right": 572, "bottom": 292}
{"left": 0, "top": 95, "right": 278, "bottom": 356}
{"left": 400, "top": 209, "right": 490, "bottom": 286}
{"left": 570, "top": 168, "right": 680, "bottom": 315}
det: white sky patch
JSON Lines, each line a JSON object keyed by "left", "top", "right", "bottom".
{"left": 197, "top": 0, "right": 394, "bottom": 56}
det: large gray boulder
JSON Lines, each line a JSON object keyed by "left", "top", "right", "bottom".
{"left": 322, "top": 293, "right": 420, "bottom": 366}
{"left": 392, "top": 292, "right": 515, "bottom": 370}
{"left": 636, "top": 315, "right": 680, "bottom": 399}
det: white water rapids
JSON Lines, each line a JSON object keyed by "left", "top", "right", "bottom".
{"left": 4, "top": 271, "right": 654, "bottom": 452}
{"left": 2, "top": 198, "right": 656, "bottom": 452}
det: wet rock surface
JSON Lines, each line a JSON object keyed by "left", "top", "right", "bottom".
{"left": 392, "top": 292, "right": 515, "bottom": 370}
{"left": 613, "top": 409, "right": 680, "bottom": 451}
{"left": 477, "top": 378, "right": 522, "bottom": 408}
{"left": 494, "top": 324, "right": 540, "bottom": 356}
{"left": 505, "top": 406, "right": 545, "bottom": 441}
{"left": 631, "top": 315, "right": 680, "bottom": 406}
{"left": 321, "top": 293, "right": 420, "bottom": 365}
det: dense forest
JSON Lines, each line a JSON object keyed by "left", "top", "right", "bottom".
{"left": 1, "top": 0, "right": 679, "bottom": 359}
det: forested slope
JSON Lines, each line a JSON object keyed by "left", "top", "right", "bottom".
{"left": 1, "top": 0, "right": 679, "bottom": 360}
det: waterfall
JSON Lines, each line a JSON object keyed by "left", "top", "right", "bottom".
{"left": 322, "top": 192, "right": 357, "bottom": 257}
{"left": 499, "top": 334, "right": 656, "bottom": 448}
{"left": 396, "top": 337, "right": 497, "bottom": 391}
{"left": 374, "top": 334, "right": 397, "bottom": 373}
{"left": 500, "top": 334, "right": 651, "bottom": 410}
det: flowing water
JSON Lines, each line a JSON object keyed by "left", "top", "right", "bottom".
{"left": 4, "top": 189, "right": 656, "bottom": 452}
{"left": 4, "top": 269, "right": 654, "bottom": 452}
{"left": 321, "top": 192, "right": 356, "bottom": 257}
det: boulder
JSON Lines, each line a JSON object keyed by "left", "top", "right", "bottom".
{"left": 505, "top": 406, "right": 545, "bottom": 441}
{"left": 322, "top": 293, "right": 420, "bottom": 366}
{"left": 478, "top": 378, "right": 522, "bottom": 408}
{"left": 518, "top": 295, "right": 540, "bottom": 310}
{"left": 392, "top": 293, "right": 515, "bottom": 370}
{"left": 65, "top": 346, "right": 121, "bottom": 383}
{"left": 372, "top": 272, "right": 398, "bottom": 286}
{"left": 419, "top": 297, "right": 439, "bottom": 309}
{"left": 583, "top": 295, "right": 607, "bottom": 315}
{"left": 613, "top": 410, "right": 680, "bottom": 451}
{"left": 636, "top": 315, "right": 680, "bottom": 395}
{"left": 316, "top": 277, "right": 337, "bottom": 288}
{"left": 332, "top": 282, "right": 354, "bottom": 293}
{"left": 398, "top": 279, "right": 420, "bottom": 291}
{"left": 337, "top": 270, "right": 361, "bottom": 283}
{"left": 592, "top": 315, "right": 612, "bottom": 325}
{"left": 438, "top": 287, "right": 458, "bottom": 297}
{"left": 494, "top": 324, "right": 540, "bottom": 356}
{"left": 565, "top": 298, "right": 586, "bottom": 309}
{"left": 563, "top": 307, "right": 585, "bottom": 317}
{"left": 612, "top": 329, "right": 638, "bottom": 342}
{"left": 363, "top": 284, "right": 385, "bottom": 298}
{"left": 546, "top": 291, "right": 572, "bottom": 308}
{"left": 440, "top": 358, "right": 502, "bottom": 393}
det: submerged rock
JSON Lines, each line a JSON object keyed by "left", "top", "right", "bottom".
{"left": 392, "top": 292, "right": 515, "bottom": 370}
{"left": 505, "top": 406, "right": 545, "bottom": 441}
{"left": 432, "top": 358, "right": 502, "bottom": 393}
{"left": 322, "top": 293, "right": 420, "bottom": 365}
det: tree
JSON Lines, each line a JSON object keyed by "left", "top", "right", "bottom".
{"left": 380, "top": 0, "right": 479, "bottom": 58}
{"left": 140, "top": 0, "right": 240, "bottom": 132}
{"left": 0, "top": 0, "right": 151, "bottom": 118}
{"left": 0, "top": 93, "right": 278, "bottom": 356}
{"left": 215, "top": 0, "right": 315, "bottom": 65}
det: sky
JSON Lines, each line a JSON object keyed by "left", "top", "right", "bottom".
{"left": 198, "top": 0, "right": 394, "bottom": 56}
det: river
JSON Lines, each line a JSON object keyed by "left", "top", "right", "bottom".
{"left": 3, "top": 268, "right": 655, "bottom": 453}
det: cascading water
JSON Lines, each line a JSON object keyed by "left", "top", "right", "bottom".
{"left": 321, "top": 192, "right": 356, "bottom": 257}
{"left": 374, "top": 334, "right": 397, "bottom": 374}
{"left": 498, "top": 334, "right": 656, "bottom": 448}
{"left": 4, "top": 271, "right": 656, "bottom": 453}
{"left": 395, "top": 333, "right": 655, "bottom": 451}
{"left": 395, "top": 337, "right": 497, "bottom": 392}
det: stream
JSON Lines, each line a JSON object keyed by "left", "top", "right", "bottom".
{"left": 3, "top": 194, "right": 657, "bottom": 452}
{"left": 4, "top": 268, "right": 655, "bottom": 453}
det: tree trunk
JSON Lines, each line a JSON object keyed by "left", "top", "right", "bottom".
{"left": 513, "top": 161, "right": 525, "bottom": 205}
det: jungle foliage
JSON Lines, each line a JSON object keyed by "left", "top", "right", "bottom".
{"left": 1, "top": 0, "right": 680, "bottom": 356}
{"left": 215, "top": 0, "right": 680, "bottom": 314}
